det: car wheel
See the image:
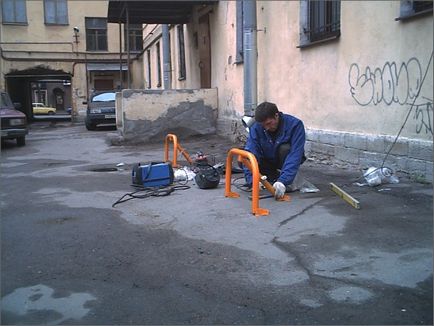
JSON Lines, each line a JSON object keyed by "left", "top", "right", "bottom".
{"left": 48, "top": 111, "right": 55, "bottom": 115}
{"left": 85, "top": 122, "right": 96, "bottom": 131}
{"left": 17, "top": 136, "right": 26, "bottom": 146}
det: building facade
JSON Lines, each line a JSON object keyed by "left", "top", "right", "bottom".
{"left": 0, "top": 0, "right": 143, "bottom": 120}
{"left": 136, "top": 1, "right": 433, "bottom": 181}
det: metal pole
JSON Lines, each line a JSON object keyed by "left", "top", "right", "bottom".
{"left": 84, "top": 53, "right": 89, "bottom": 101}
{"left": 119, "top": 21, "right": 123, "bottom": 89}
{"left": 243, "top": 0, "right": 257, "bottom": 117}
{"left": 126, "top": 4, "right": 131, "bottom": 89}
{"left": 162, "top": 24, "right": 171, "bottom": 89}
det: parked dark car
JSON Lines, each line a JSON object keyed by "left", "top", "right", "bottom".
{"left": 0, "top": 90, "right": 28, "bottom": 146}
{"left": 85, "top": 91, "right": 116, "bottom": 130}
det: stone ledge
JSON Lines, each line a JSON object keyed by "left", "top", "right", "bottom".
{"left": 217, "top": 118, "right": 433, "bottom": 183}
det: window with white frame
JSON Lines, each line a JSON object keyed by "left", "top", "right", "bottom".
{"left": 44, "top": 0, "right": 68, "bottom": 25}
{"left": 1, "top": 0, "right": 27, "bottom": 24}
{"left": 299, "top": 0, "right": 341, "bottom": 48}
{"left": 397, "top": 0, "right": 433, "bottom": 20}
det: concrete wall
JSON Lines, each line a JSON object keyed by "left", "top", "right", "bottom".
{"left": 255, "top": 1, "right": 433, "bottom": 140}
{"left": 117, "top": 88, "right": 218, "bottom": 143}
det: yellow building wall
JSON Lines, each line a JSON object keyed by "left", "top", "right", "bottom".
{"left": 193, "top": 1, "right": 432, "bottom": 142}
{"left": 255, "top": 1, "right": 433, "bottom": 141}
{"left": 0, "top": 0, "right": 139, "bottom": 118}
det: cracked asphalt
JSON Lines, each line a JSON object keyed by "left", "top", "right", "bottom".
{"left": 1, "top": 122, "right": 432, "bottom": 325}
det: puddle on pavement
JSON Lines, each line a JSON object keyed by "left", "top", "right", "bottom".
{"left": 328, "top": 286, "right": 373, "bottom": 304}
{"left": 90, "top": 167, "right": 118, "bottom": 172}
{"left": 1, "top": 284, "right": 96, "bottom": 325}
{"left": 79, "top": 163, "right": 125, "bottom": 172}
{"left": 299, "top": 298, "right": 323, "bottom": 308}
{"left": 37, "top": 216, "right": 79, "bottom": 225}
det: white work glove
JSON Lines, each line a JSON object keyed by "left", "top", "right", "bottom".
{"left": 273, "top": 181, "right": 286, "bottom": 199}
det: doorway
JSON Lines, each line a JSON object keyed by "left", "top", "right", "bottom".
{"left": 94, "top": 79, "right": 114, "bottom": 91}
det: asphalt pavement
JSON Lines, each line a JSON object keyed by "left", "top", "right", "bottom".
{"left": 1, "top": 122, "right": 432, "bottom": 325}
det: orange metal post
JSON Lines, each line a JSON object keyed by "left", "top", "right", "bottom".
{"left": 225, "top": 148, "right": 270, "bottom": 216}
{"left": 164, "top": 134, "right": 193, "bottom": 167}
{"left": 164, "top": 134, "right": 179, "bottom": 167}
{"left": 177, "top": 143, "right": 193, "bottom": 165}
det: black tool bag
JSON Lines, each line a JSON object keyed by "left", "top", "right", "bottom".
{"left": 194, "top": 163, "right": 220, "bottom": 189}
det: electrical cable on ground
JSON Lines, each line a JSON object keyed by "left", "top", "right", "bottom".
{"left": 232, "top": 175, "right": 253, "bottom": 192}
{"left": 112, "top": 184, "right": 190, "bottom": 208}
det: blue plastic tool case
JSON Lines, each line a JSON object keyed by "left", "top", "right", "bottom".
{"left": 132, "top": 162, "right": 174, "bottom": 187}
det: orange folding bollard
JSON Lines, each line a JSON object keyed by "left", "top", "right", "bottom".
{"left": 225, "top": 148, "right": 290, "bottom": 217}
{"left": 164, "top": 134, "right": 193, "bottom": 167}
{"left": 239, "top": 158, "right": 291, "bottom": 203}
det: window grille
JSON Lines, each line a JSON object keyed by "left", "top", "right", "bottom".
{"left": 397, "top": 0, "right": 433, "bottom": 20}
{"left": 299, "top": 0, "right": 341, "bottom": 47}
{"left": 307, "top": 0, "right": 340, "bottom": 42}
{"left": 413, "top": 0, "right": 433, "bottom": 12}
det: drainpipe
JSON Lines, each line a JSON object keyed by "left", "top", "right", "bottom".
{"left": 162, "top": 24, "right": 171, "bottom": 89}
{"left": 243, "top": 0, "right": 257, "bottom": 118}
{"left": 85, "top": 53, "right": 89, "bottom": 101}
{"left": 119, "top": 21, "right": 123, "bottom": 89}
{"left": 126, "top": 4, "right": 131, "bottom": 89}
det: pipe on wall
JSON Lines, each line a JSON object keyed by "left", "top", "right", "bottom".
{"left": 0, "top": 41, "right": 74, "bottom": 52}
{"left": 242, "top": 0, "right": 257, "bottom": 117}
{"left": 162, "top": 24, "right": 171, "bottom": 89}
{"left": 126, "top": 4, "right": 131, "bottom": 89}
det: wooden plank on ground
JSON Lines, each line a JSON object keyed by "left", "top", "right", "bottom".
{"left": 330, "top": 182, "right": 361, "bottom": 209}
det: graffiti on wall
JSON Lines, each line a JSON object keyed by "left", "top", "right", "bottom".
{"left": 348, "top": 58, "right": 424, "bottom": 106}
{"left": 348, "top": 57, "right": 433, "bottom": 135}
{"left": 414, "top": 100, "right": 433, "bottom": 135}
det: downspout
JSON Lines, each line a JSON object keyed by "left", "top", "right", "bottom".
{"left": 119, "top": 21, "right": 123, "bottom": 89}
{"left": 126, "top": 4, "right": 131, "bottom": 89}
{"left": 162, "top": 24, "right": 171, "bottom": 89}
{"left": 119, "top": 3, "right": 126, "bottom": 90}
{"left": 243, "top": 0, "right": 257, "bottom": 118}
{"left": 85, "top": 53, "right": 89, "bottom": 101}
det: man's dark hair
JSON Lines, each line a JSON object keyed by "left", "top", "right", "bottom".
{"left": 254, "top": 102, "right": 279, "bottom": 122}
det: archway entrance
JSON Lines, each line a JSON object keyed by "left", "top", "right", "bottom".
{"left": 5, "top": 66, "right": 72, "bottom": 121}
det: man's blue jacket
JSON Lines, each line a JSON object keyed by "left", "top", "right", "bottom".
{"left": 244, "top": 112, "right": 305, "bottom": 186}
